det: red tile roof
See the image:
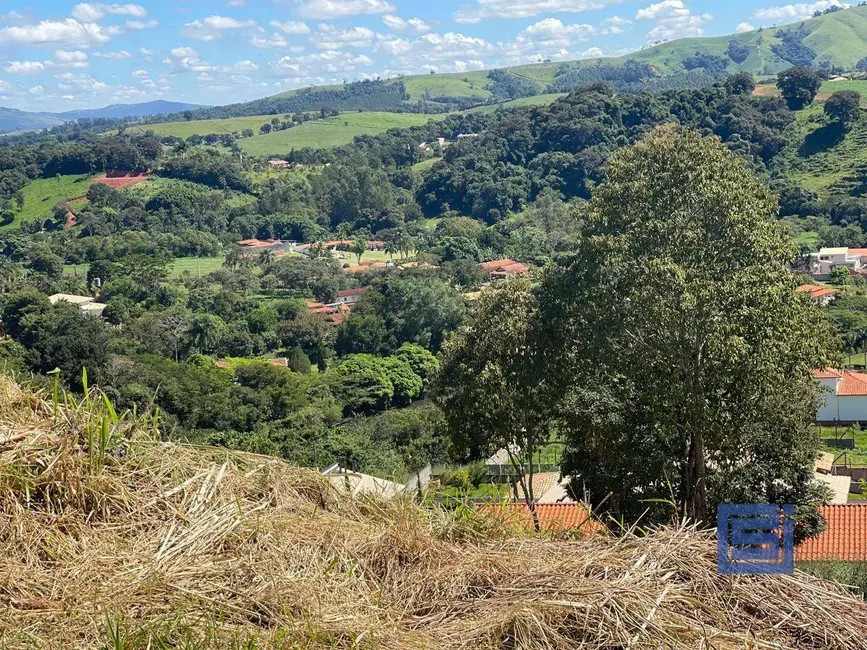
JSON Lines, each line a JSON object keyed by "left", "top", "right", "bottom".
{"left": 338, "top": 287, "right": 367, "bottom": 298}
{"left": 840, "top": 371, "right": 867, "bottom": 396}
{"left": 849, "top": 248, "right": 867, "bottom": 258}
{"left": 797, "top": 284, "right": 836, "bottom": 300}
{"left": 812, "top": 368, "right": 867, "bottom": 395}
{"left": 482, "top": 503, "right": 605, "bottom": 535}
{"left": 481, "top": 258, "right": 518, "bottom": 272}
{"left": 796, "top": 504, "right": 867, "bottom": 561}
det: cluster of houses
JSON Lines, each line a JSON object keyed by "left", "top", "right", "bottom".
{"left": 307, "top": 287, "right": 368, "bottom": 325}
{"left": 808, "top": 246, "right": 867, "bottom": 279}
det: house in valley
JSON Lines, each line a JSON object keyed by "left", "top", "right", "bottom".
{"left": 809, "top": 247, "right": 867, "bottom": 279}
{"left": 480, "top": 258, "right": 530, "bottom": 280}
{"left": 797, "top": 283, "right": 837, "bottom": 306}
{"left": 49, "top": 294, "right": 106, "bottom": 318}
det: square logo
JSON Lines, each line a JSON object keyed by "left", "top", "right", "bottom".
{"left": 717, "top": 504, "right": 794, "bottom": 575}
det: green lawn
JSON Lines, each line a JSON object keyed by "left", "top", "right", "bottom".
{"left": 237, "top": 112, "right": 444, "bottom": 155}
{"left": 168, "top": 256, "right": 226, "bottom": 278}
{"left": 821, "top": 79, "right": 867, "bottom": 103}
{"left": 63, "top": 256, "right": 226, "bottom": 280}
{"left": 4, "top": 174, "right": 92, "bottom": 230}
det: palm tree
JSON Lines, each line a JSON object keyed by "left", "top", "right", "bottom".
{"left": 258, "top": 249, "right": 275, "bottom": 267}
{"left": 186, "top": 314, "right": 226, "bottom": 355}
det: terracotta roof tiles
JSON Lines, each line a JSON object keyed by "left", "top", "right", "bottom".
{"left": 796, "top": 504, "right": 867, "bottom": 561}
{"left": 482, "top": 503, "right": 605, "bottom": 535}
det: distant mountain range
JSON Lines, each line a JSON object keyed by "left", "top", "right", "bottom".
{"left": 0, "top": 100, "right": 207, "bottom": 134}
{"left": 52, "top": 100, "right": 207, "bottom": 121}
{"left": 0, "top": 107, "right": 65, "bottom": 133}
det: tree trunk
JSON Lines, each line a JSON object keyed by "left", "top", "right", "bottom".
{"left": 681, "top": 429, "right": 708, "bottom": 525}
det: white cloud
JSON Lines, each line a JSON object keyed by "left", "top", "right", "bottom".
{"left": 92, "top": 50, "right": 132, "bottom": 59}
{"left": 270, "top": 20, "right": 311, "bottom": 34}
{"left": 250, "top": 32, "right": 289, "bottom": 48}
{"left": 62, "top": 94, "right": 75, "bottom": 100}
{"left": 496, "top": 17, "right": 623, "bottom": 63}
{"left": 126, "top": 19, "right": 158, "bottom": 30}
{"left": 453, "top": 0, "right": 623, "bottom": 24}
{"left": 735, "top": 21, "right": 756, "bottom": 33}
{"left": 602, "top": 15, "right": 631, "bottom": 27}
{"left": 29, "top": 85, "right": 45, "bottom": 95}
{"left": 636, "top": 0, "right": 712, "bottom": 41}
{"left": 182, "top": 15, "right": 257, "bottom": 41}
{"left": 379, "top": 31, "right": 494, "bottom": 63}
{"left": 382, "top": 15, "right": 432, "bottom": 33}
{"left": 71, "top": 3, "right": 147, "bottom": 22}
{"left": 313, "top": 24, "right": 375, "bottom": 48}
{"left": 171, "top": 46, "right": 199, "bottom": 58}
{"left": 752, "top": 1, "right": 849, "bottom": 23}
{"left": 297, "top": 0, "right": 395, "bottom": 20}
{"left": 232, "top": 59, "right": 259, "bottom": 72}
{"left": 4, "top": 61, "right": 46, "bottom": 74}
{"left": 131, "top": 68, "right": 149, "bottom": 77}
{"left": 0, "top": 19, "right": 118, "bottom": 49}
{"left": 4, "top": 49, "right": 93, "bottom": 75}
{"left": 271, "top": 50, "right": 374, "bottom": 77}
{"left": 452, "top": 59, "right": 485, "bottom": 72}
{"left": 53, "top": 49, "right": 90, "bottom": 67}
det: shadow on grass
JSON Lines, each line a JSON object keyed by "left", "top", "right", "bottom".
{"left": 800, "top": 121, "right": 846, "bottom": 157}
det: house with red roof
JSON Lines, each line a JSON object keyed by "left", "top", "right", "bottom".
{"left": 814, "top": 369, "right": 867, "bottom": 423}
{"left": 796, "top": 283, "right": 837, "bottom": 306}
{"left": 481, "top": 503, "right": 605, "bottom": 536}
{"left": 327, "top": 287, "right": 367, "bottom": 307}
{"left": 795, "top": 504, "right": 867, "bottom": 561}
{"left": 480, "top": 258, "right": 529, "bottom": 280}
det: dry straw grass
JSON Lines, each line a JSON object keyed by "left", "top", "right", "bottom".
{"left": 0, "top": 376, "right": 865, "bottom": 649}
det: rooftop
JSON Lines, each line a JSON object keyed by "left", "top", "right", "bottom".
{"left": 795, "top": 504, "right": 867, "bottom": 561}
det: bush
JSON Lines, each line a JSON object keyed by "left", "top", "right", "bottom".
{"left": 441, "top": 468, "right": 471, "bottom": 491}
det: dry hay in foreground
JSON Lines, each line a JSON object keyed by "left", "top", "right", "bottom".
{"left": 0, "top": 376, "right": 864, "bottom": 649}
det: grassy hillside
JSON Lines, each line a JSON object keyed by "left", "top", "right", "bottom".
{"left": 236, "top": 112, "right": 443, "bottom": 155}
{"left": 3, "top": 174, "right": 91, "bottom": 230}
{"left": 126, "top": 114, "right": 288, "bottom": 139}
{"left": 776, "top": 102, "right": 867, "bottom": 197}
{"left": 1, "top": 375, "right": 866, "bottom": 648}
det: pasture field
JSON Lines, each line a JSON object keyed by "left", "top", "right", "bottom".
{"left": 4, "top": 174, "right": 92, "bottom": 230}
{"left": 236, "top": 112, "right": 444, "bottom": 155}
{"left": 124, "top": 114, "right": 283, "bottom": 139}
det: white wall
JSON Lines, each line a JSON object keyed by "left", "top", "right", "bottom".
{"left": 816, "top": 377, "right": 867, "bottom": 422}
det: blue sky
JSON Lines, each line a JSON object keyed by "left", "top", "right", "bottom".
{"left": 0, "top": 0, "right": 851, "bottom": 111}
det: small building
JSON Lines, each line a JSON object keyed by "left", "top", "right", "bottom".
{"left": 814, "top": 368, "right": 867, "bottom": 424}
{"left": 797, "top": 283, "right": 837, "bottom": 306}
{"left": 514, "top": 472, "right": 574, "bottom": 504}
{"left": 480, "top": 258, "right": 530, "bottom": 280}
{"left": 49, "top": 294, "right": 105, "bottom": 317}
{"left": 268, "top": 159, "right": 290, "bottom": 168}
{"left": 328, "top": 287, "right": 367, "bottom": 307}
{"left": 322, "top": 463, "right": 406, "bottom": 498}
{"left": 456, "top": 133, "right": 479, "bottom": 140}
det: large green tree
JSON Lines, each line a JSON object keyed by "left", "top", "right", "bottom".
{"left": 434, "top": 276, "right": 558, "bottom": 530}
{"left": 537, "top": 126, "right": 836, "bottom": 527}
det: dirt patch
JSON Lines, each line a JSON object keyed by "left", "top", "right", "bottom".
{"left": 90, "top": 171, "right": 152, "bottom": 190}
